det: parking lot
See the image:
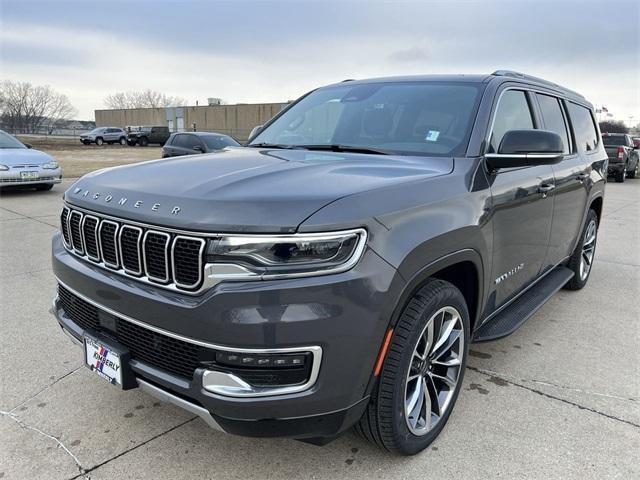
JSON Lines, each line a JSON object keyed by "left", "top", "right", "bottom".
{"left": 1, "top": 170, "right": 638, "bottom": 479}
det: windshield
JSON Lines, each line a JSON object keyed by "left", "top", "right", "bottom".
{"left": 202, "top": 135, "right": 239, "bottom": 149}
{"left": 603, "top": 136, "right": 626, "bottom": 146}
{"left": 249, "top": 82, "right": 483, "bottom": 156}
{"left": 0, "top": 131, "right": 26, "bottom": 149}
{"left": 89, "top": 128, "right": 103, "bottom": 134}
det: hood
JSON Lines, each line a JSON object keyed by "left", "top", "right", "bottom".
{"left": 0, "top": 148, "right": 54, "bottom": 165}
{"left": 65, "top": 147, "right": 453, "bottom": 233}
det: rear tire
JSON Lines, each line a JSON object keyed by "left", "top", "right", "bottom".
{"left": 119, "top": 137, "right": 127, "bottom": 146}
{"left": 564, "top": 209, "right": 598, "bottom": 290}
{"left": 355, "top": 279, "right": 469, "bottom": 455}
{"left": 95, "top": 137, "right": 104, "bottom": 146}
{"left": 627, "top": 162, "right": 638, "bottom": 179}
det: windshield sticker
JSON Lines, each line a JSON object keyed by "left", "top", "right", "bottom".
{"left": 425, "top": 130, "right": 440, "bottom": 142}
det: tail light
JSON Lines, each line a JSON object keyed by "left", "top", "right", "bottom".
{"left": 617, "top": 147, "right": 625, "bottom": 160}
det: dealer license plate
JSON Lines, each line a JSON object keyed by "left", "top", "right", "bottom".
{"left": 84, "top": 337, "right": 122, "bottom": 385}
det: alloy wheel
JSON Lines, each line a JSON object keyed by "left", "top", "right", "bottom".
{"left": 579, "top": 219, "right": 597, "bottom": 281}
{"left": 404, "top": 306, "right": 464, "bottom": 436}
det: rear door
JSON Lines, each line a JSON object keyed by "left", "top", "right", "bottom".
{"left": 543, "top": 101, "right": 595, "bottom": 264}
{"left": 487, "top": 88, "right": 556, "bottom": 308}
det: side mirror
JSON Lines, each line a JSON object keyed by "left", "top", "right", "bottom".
{"left": 24, "top": 143, "right": 33, "bottom": 149}
{"left": 248, "top": 125, "right": 263, "bottom": 141}
{"left": 486, "top": 130, "right": 564, "bottom": 169}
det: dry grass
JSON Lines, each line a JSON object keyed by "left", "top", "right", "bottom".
{"left": 16, "top": 135, "right": 162, "bottom": 178}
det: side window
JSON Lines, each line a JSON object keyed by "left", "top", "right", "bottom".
{"left": 536, "top": 94, "right": 570, "bottom": 154}
{"left": 177, "top": 134, "right": 202, "bottom": 150}
{"left": 489, "top": 90, "right": 534, "bottom": 153}
{"left": 567, "top": 103, "right": 598, "bottom": 153}
{"left": 173, "top": 134, "right": 188, "bottom": 148}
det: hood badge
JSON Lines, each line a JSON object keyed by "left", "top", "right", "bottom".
{"left": 72, "top": 187, "right": 181, "bottom": 215}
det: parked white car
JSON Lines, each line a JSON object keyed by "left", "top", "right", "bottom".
{"left": 0, "top": 130, "right": 62, "bottom": 191}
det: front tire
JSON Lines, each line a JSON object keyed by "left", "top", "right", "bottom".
{"left": 138, "top": 137, "right": 149, "bottom": 147}
{"left": 356, "top": 279, "right": 469, "bottom": 455}
{"left": 564, "top": 209, "right": 598, "bottom": 290}
{"left": 95, "top": 137, "right": 104, "bottom": 146}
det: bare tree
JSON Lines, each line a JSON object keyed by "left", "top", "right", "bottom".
{"left": 0, "top": 80, "right": 76, "bottom": 134}
{"left": 104, "top": 89, "right": 186, "bottom": 109}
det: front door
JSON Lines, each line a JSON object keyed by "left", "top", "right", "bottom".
{"left": 486, "top": 89, "right": 555, "bottom": 309}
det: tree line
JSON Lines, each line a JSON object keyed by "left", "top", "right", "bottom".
{"left": 0, "top": 80, "right": 76, "bottom": 134}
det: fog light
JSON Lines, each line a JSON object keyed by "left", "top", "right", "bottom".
{"left": 214, "top": 351, "right": 308, "bottom": 368}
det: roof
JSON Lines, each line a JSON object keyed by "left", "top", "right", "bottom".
{"left": 325, "top": 70, "right": 588, "bottom": 105}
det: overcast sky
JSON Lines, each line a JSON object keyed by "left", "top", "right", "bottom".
{"left": 1, "top": 0, "right": 638, "bottom": 123}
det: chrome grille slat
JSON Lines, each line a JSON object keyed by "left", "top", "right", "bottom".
{"left": 81, "top": 215, "right": 100, "bottom": 261}
{"left": 143, "top": 231, "right": 171, "bottom": 283}
{"left": 60, "top": 206, "right": 204, "bottom": 293}
{"left": 69, "top": 211, "right": 84, "bottom": 254}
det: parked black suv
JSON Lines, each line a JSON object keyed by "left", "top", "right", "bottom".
{"left": 52, "top": 71, "right": 606, "bottom": 455}
{"left": 603, "top": 132, "right": 638, "bottom": 182}
{"left": 162, "top": 132, "right": 240, "bottom": 158}
{"left": 127, "top": 125, "right": 170, "bottom": 146}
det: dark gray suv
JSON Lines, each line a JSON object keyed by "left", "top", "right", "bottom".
{"left": 52, "top": 71, "right": 606, "bottom": 455}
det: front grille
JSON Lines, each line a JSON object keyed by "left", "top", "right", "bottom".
{"left": 61, "top": 206, "right": 204, "bottom": 292}
{"left": 0, "top": 176, "right": 56, "bottom": 183}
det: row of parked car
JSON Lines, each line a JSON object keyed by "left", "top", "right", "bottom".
{"left": 79, "top": 126, "right": 241, "bottom": 158}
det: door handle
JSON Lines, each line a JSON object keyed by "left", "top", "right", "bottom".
{"left": 577, "top": 172, "right": 589, "bottom": 182}
{"left": 537, "top": 183, "right": 555, "bottom": 198}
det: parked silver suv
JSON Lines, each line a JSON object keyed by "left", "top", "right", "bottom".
{"left": 80, "top": 127, "right": 127, "bottom": 146}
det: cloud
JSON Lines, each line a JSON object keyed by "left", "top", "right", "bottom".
{"left": 388, "top": 45, "right": 430, "bottom": 64}
{"left": 1, "top": 1, "right": 638, "bottom": 123}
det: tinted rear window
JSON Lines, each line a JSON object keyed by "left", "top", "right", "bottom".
{"left": 567, "top": 103, "right": 599, "bottom": 153}
{"left": 603, "top": 136, "right": 626, "bottom": 146}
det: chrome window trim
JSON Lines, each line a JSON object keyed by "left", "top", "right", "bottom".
{"left": 142, "top": 230, "right": 171, "bottom": 283}
{"left": 54, "top": 278, "right": 322, "bottom": 398}
{"left": 69, "top": 210, "right": 85, "bottom": 255}
{"left": 171, "top": 236, "right": 205, "bottom": 289}
{"left": 98, "top": 220, "right": 120, "bottom": 269}
{"left": 81, "top": 215, "right": 101, "bottom": 262}
{"left": 119, "top": 225, "right": 143, "bottom": 276}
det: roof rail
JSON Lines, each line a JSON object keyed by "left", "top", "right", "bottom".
{"left": 491, "top": 70, "right": 585, "bottom": 99}
{"left": 341, "top": 79, "right": 356, "bottom": 82}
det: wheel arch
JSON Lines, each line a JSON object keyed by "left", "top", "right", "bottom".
{"left": 589, "top": 195, "right": 603, "bottom": 226}
{"left": 389, "top": 249, "right": 484, "bottom": 334}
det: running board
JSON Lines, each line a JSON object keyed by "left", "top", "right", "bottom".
{"left": 473, "top": 266, "right": 574, "bottom": 342}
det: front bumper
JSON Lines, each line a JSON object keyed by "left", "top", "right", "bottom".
{"left": 51, "top": 232, "right": 400, "bottom": 438}
{"left": 0, "top": 168, "right": 62, "bottom": 186}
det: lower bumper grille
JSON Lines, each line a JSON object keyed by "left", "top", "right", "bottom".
{"left": 56, "top": 285, "right": 313, "bottom": 388}
{"left": 58, "top": 285, "right": 202, "bottom": 379}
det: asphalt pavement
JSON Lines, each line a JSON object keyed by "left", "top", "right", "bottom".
{"left": 1, "top": 179, "right": 638, "bottom": 480}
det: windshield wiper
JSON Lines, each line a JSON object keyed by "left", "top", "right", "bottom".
{"left": 247, "top": 143, "right": 301, "bottom": 149}
{"left": 298, "top": 144, "right": 391, "bottom": 155}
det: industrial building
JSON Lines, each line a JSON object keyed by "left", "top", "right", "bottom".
{"left": 95, "top": 102, "right": 287, "bottom": 142}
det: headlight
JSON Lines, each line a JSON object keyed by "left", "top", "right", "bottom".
{"left": 42, "top": 161, "right": 59, "bottom": 169}
{"left": 205, "top": 229, "right": 367, "bottom": 279}
{"left": 0, "top": 164, "right": 8, "bottom": 171}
